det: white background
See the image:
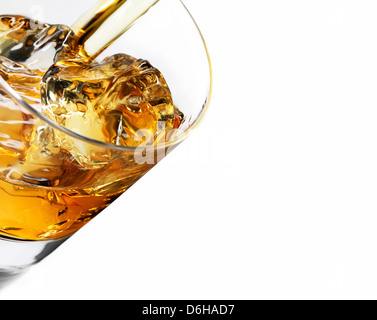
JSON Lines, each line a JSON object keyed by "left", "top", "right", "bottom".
{"left": 2, "top": 0, "right": 377, "bottom": 300}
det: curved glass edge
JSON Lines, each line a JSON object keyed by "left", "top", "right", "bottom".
{"left": 179, "top": 0, "right": 213, "bottom": 136}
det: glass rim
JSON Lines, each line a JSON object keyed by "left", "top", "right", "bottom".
{"left": 0, "top": 1, "right": 213, "bottom": 153}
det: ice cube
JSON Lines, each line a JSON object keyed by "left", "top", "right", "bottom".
{"left": 0, "top": 15, "right": 73, "bottom": 69}
{"left": 41, "top": 53, "right": 183, "bottom": 164}
{"left": 0, "top": 15, "right": 74, "bottom": 182}
{"left": 0, "top": 15, "right": 73, "bottom": 161}
{"left": 0, "top": 56, "right": 43, "bottom": 106}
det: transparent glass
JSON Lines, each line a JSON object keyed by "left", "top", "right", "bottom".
{"left": 0, "top": 0, "right": 212, "bottom": 287}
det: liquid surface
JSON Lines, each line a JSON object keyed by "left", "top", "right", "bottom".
{"left": 0, "top": 12, "right": 183, "bottom": 240}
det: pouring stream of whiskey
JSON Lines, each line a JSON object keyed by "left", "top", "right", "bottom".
{"left": 71, "top": 0, "right": 160, "bottom": 59}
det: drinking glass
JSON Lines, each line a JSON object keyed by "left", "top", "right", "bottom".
{"left": 0, "top": 0, "right": 212, "bottom": 287}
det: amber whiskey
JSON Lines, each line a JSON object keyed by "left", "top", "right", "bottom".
{"left": 0, "top": 1, "right": 183, "bottom": 240}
